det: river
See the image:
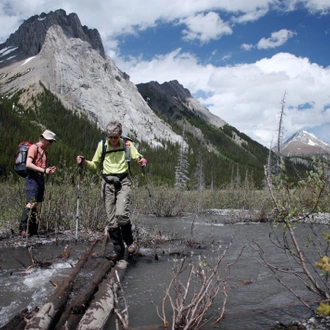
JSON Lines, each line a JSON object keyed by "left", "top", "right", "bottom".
{"left": 0, "top": 213, "right": 325, "bottom": 329}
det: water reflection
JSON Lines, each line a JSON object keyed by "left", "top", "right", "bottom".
{"left": 0, "top": 214, "right": 322, "bottom": 329}
{"left": 115, "top": 215, "right": 319, "bottom": 329}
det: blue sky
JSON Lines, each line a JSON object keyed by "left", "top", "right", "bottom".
{"left": 0, "top": 0, "right": 329, "bottom": 147}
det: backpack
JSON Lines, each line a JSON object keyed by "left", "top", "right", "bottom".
{"left": 101, "top": 136, "right": 133, "bottom": 174}
{"left": 14, "top": 141, "right": 36, "bottom": 177}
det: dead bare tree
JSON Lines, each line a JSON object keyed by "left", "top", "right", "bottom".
{"left": 261, "top": 163, "right": 330, "bottom": 312}
{"left": 113, "top": 269, "right": 129, "bottom": 330}
{"left": 157, "top": 241, "right": 238, "bottom": 329}
{"left": 275, "top": 91, "right": 286, "bottom": 184}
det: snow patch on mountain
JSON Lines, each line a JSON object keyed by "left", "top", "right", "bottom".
{"left": 0, "top": 47, "right": 17, "bottom": 57}
{"left": 280, "top": 130, "right": 330, "bottom": 156}
{"left": 307, "top": 139, "right": 316, "bottom": 146}
{"left": 21, "top": 57, "right": 36, "bottom": 66}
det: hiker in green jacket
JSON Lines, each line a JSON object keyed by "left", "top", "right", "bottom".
{"left": 76, "top": 121, "right": 147, "bottom": 260}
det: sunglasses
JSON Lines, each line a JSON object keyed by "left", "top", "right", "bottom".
{"left": 47, "top": 140, "right": 54, "bottom": 143}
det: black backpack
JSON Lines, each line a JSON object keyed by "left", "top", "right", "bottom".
{"left": 101, "top": 136, "right": 133, "bottom": 174}
{"left": 14, "top": 141, "right": 36, "bottom": 177}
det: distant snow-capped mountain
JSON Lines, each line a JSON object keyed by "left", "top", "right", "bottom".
{"left": 280, "top": 130, "right": 330, "bottom": 156}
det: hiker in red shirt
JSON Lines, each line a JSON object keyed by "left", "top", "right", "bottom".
{"left": 19, "top": 130, "right": 57, "bottom": 237}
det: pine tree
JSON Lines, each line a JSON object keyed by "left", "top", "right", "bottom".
{"left": 236, "top": 164, "right": 240, "bottom": 189}
{"left": 194, "top": 147, "right": 205, "bottom": 191}
{"left": 175, "top": 124, "right": 190, "bottom": 190}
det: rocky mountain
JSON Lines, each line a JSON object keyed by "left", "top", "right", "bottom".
{"left": 0, "top": 9, "right": 297, "bottom": 187}
{"left": 0, "top": 9, "right": 105, "bottom": 69}
{"left": 0, "top": 9, "right": 183, "bottom": 148}
{"left": 137, "top": 80, "right": 226, "bottom": 129}
{"left": 279, "top": 130, "right": 330, "bottom": 156}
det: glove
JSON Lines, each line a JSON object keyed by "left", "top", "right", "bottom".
{"left": 138, "top": 157, "right": 147, "bottom": 167}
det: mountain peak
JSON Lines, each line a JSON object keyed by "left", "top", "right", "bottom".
{"left": 0, "top": 20, "right": 184, "bottom": 148}
{"left": 280, "top": 130, "right": 330, "bottom": 156}
{"left": 137, "top": 80, "right": 226, "bottom": 129}
{"left": 0, "top": 9, "right": 104, "bottom": 69}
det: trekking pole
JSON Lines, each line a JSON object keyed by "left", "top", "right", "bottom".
{"left": 26, "top": 208, "right": 32, "bottom": 244}
{"left": 75, "top": 159, "right": 83, "bottom": 242}
{"left": 140, "top": 158, "right": 161, "bottom": 237}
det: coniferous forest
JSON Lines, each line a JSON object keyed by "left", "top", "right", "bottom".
{"left": 0, "top": 83, "right": 308, "bottom": 188}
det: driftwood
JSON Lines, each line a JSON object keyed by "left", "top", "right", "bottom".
{"left": 98, "top": 227, "right": 109, "bottom": 258}
{"left": 25, "top": 240, "right": 98, "bottom": 330}
{"left": 0, "top": 308, "right": 31, "bottom": 330}
{"left": 55, "top": 257, "right": 114, "bottom": 329}
{"left": 76, "top": 259, "right": 128, "bottom": 330}
{"left": 26, "top": 247, "right": 53, "bottom": 271}
{"left": 1, "top": 235, "right": 133, "bottom": 330}
{"left": 22, "top": 235, "right": 129, "bottom": 330}
{"left": 56, "top": 245, "right": 71, "bottom": 259}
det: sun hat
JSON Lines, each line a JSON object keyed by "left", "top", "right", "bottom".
{"left": 41, "top": 129, "right": 56, "bottom": 141}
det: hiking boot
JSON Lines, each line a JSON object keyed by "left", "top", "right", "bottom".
{"left": 19, "top": 207, "right": 30, "bottom": 233}
{"left": 19, "top": 230, "right": 32, "bottom": 238}
{"left": 29, "top": 220, "right": 38, "bottom": 236}
{"left": 108, "top": 228, "right": 124, "bottom": 261}
{"left": 19, "top": 230, "right": 27, "bottom": 237}
{"left": 120, "top": 223, "right": 134, "bottom": 244}
{"left": 127, "top": 242, "right": 137, "bottom": 254}
{"left": 107, "top": 250, "right": 124, "bottom": 261}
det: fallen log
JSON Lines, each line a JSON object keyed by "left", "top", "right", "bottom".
{"left": 55, "top": 257, "right": 114, "bottom": 329}
{"left": 98, "top": 227, "right": 109, "bottom": 258}
{"left": 24, "top": 240, "right": 98, "bottom": 330}
{"left": 0, "top": 308, "right": 31, "bottom": 330}
{"left": 55, "top": 231, "right": 114, "bottom": 329}
{"left": 76, "top": 259, "right": 128, "bottom": 330}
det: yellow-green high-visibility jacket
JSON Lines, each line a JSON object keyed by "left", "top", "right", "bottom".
{"left": 86, "top": 138, "right": 142, "bottom": 175}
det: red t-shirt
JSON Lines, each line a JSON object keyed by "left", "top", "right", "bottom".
{"left": 27, "top": 144, "right": 46, "bottom": 169}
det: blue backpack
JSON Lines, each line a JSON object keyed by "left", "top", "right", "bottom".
{"left": 14, "top": 142, "right": 43, "bottom": 177}
{"left": 14, "top": 141, "right": 34, "bottom": 177}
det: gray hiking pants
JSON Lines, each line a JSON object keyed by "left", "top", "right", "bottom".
{"left": 101, "top": 174, "right": 131, "bottom": 230}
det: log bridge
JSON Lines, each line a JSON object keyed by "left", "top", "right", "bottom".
{"left": 1, "top": 233, "right": 130, "bottom": 330}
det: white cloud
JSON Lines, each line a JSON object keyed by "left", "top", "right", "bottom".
{"left": 0, "top": 0, "right": 287, "bottom": 46}
{"left": 257, "top": 29, "right": 296, "bottom": 49}
{"left": 0, "top": 9, "right": 22, "bottom": 44}
{"left": 0, "top": 0, "right": 328, "bottom": 45}
{"left": 179, "top": 12, "right": 232, "bottom": 44}
{"left": 303, "top": 0, "right": 330, "bottom": 14}
{"left": 119, "top": 51, "right": 330, "bottom": 147}
{"left": 241, "top": 43, "right": 254, "bottom": 51}
{"left": 116, "top": 48, "right": 215, "bottom": 90}
{"left": 232, "top": 7, "right": 269, "bottom": 24}
{"left": 242, "top": 28, "right": 296, "bottom": 52}
{"left": 273, "top": 0, "right": 330, "bottom": 13}
{"left": 0, "top": 0, "right": 330, "bottom": 148}
{"left": 221, "top": 53, "right": 232, "bottom": 61}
